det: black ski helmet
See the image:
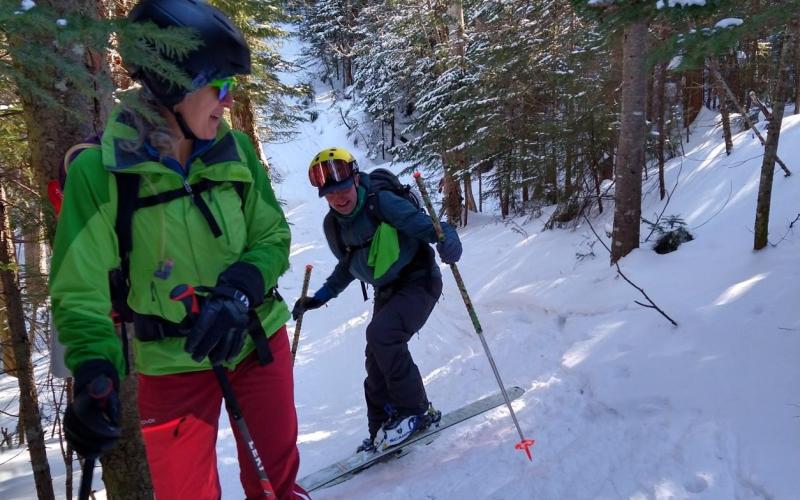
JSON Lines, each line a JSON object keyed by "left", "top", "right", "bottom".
{"left": 125, "top": 0, "right": 251, "bottom": 107}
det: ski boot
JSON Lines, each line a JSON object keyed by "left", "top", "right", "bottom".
{"left": 356, "top": 437, "right": 377, "bottom": 454}
{"left": 373, "top": 403, "right": 441, "bottom": 452}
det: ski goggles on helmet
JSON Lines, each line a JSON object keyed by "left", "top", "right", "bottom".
{"left": 209, "top": 76, "right": 237, "bottom": 101}
{"left": 308, "top": 159, "right": 357, "bottom": 189}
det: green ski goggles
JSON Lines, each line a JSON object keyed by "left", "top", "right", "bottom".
{"left": 209, "top": 76, "right": 237, "bottom": 101}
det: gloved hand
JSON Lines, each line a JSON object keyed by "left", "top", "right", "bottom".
{"left": 292, "top": 286, "right": 332, "bottom": 320}
{"left": 436, "top": 222, "right": 463, "bottom": 264}
{"left": 185, "top": 285, "right": 251, "bottom": 365}
{"left": 63, "top": 360, "right": 121, "bottom": 458}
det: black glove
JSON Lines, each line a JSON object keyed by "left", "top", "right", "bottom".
{"left": 185, "top": 285, "right": 251, "bottom": 365}
{"left": 436, "top": 222, "right": 463, "bottom": 264}
{"left": 291, "top": 286, "right": 332, "bottom": 320}
{"left": 63, "top": 360, "right": 121, "bottom": 458}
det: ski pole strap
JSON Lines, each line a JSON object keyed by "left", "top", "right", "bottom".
{"left": 247, "top": 311, "right": 273, "bottom": 366}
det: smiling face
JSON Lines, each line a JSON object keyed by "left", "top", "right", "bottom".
{"left": 172, "top": 85, "right": 233, "bottom": 140}
{"left": 324, "top": 176, "right": 360, "bottom": 215}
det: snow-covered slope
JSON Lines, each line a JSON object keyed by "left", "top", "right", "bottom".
{"left": 269, "top": 31, "right": 800, "bottom": 499}
{"left": 2, "top": 25, "right": 799, "bottom": 500}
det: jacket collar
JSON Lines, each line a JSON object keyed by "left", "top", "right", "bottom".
{"left": 100, "top": 104, "right": 243, "bottom": 174}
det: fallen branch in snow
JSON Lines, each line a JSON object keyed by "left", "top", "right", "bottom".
{"left": 583, "top": 215, "right": 679, "bottom": 327}
{"left": 337, "top": 107, "right": 353, "bottom": 130}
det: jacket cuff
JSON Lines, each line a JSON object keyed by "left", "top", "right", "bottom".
{"left": 313, "top": 286, "right": 333, "bottom": 304}
{"left": 217, "top": 261, "right": 266, "bottom": 308}
{"left": 73, "top": 359, "right": 120, "bottom": 395}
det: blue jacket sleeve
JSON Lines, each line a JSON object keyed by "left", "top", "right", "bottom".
{"left": 321, "top": 212, "right": 356, "bottom": 298}
{"left": 375, "top": 191, "right": 438, "bottom": 242}
{"left": 322, "top": 259, "right": 355, "bottom": 299}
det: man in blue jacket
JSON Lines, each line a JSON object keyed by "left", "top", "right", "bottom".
{"left": 292, "top": 147, "right": 462, "bottom": 452}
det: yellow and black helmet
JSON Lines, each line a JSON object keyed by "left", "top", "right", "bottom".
{"left": 308, "top": 147, "right": 359, "bottom": 196}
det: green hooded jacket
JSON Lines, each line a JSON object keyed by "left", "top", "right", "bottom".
{"left": 50, "top": 105, "right": 291, "bottom": 378}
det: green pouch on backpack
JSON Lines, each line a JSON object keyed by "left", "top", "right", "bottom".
{"left": 368, "top": 223, "right": 400, "bottom": 280}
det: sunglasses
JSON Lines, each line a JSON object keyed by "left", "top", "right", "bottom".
{"left": 209, "top": 76, "right": 237, "bottom": 101}
{"left": 308, "top": 159, "right": 356, "bottom": 188}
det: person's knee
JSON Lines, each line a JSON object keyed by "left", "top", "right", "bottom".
{"left": 365, "top": 320, "right": 385, "bottom": 346}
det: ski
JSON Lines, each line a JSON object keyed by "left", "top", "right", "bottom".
{"left": 298, "top": 386, "right": 526, "bottom": 492}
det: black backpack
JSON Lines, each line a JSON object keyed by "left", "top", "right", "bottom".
{"left": 363, "top": 168, "right": 421, "bottom": 222}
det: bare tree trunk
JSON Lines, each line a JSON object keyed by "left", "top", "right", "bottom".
{"left": 390, "top": 112, "right": 396, "bottom": 148}
{"left": 0, "top": 181, "right": 56, "bottom": 500}
{"left": 439, "top": 0, "right": 467, "bottom": 226}
{"left": 611, "top": 18, "right": 649, "bottom": 264}
{"left": 653, "top": 58, "right": 668, "bottom": 199}
{"left": 343, "top": 57, "right": 353, "bottom": 88}
{"left": 230, "top": 90, "right": 271, "bottom": 172}
{"left": 0, "top": 278, "right": 13, "bottom": 376}
{"left": 500, "top": 173, "right": 510, "bottom": 219}
{"left": 477, "top": 169, "right": 483, "bottom": 212}
{"left": 796, "top": 48, "right": 800, "bottom": 114}
{"left": 463, "top": 172, "right": 476, "bottom": 222}
{"left": 754, "top": 18, "right": 799, "bottom": 250}
{"left": 100, "top": 324, "right": 154, "bottom": 499}
{"left": 708, "top": 58, "right": 733, "bottom": 155}
{"left": 442, "top": 172, "right": 463, "bottom": 225}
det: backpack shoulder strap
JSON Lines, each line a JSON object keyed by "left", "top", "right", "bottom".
{"left": 114, "top": 173, "right": 141, "bottom": 264}
{"left": 323, "top": 211, "right": 346, "bottom": 259}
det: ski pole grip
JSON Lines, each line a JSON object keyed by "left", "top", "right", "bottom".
{"left": 413, "top": 172, "right": 446, "bottom": 242}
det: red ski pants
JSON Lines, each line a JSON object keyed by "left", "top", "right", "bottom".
{"left": 138, "top": 326, "right": 310, "bottom": 500}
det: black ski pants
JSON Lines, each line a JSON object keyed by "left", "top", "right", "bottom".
{"left": 364, "top": 274, "right": 443, "bottom": 438}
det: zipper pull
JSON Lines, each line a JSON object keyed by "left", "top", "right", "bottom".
{"left": 183, "top": 179, "right": 193, "bottom": 193}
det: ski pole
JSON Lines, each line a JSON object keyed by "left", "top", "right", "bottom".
{"left": 291, "top": 264, "right": 313, "bottom": 364}
{"left": 170, "top": 285, "right": 278, "bottom": 497}
{"left": 413, "top": 172, "right": 535, "bottom": 461}
{"left": 76, "top": 373, "right": 117, "bottom": 500}
{"left": 78, "top": 456, "right": 95, "bottom": 500}
{"left": 214, "top": 365, "right": 277, "bottom": 497}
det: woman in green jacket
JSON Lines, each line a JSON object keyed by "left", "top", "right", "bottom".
{"left": 50, "top": 1, "right": 308, "bottom": 498}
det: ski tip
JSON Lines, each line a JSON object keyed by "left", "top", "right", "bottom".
{"left": 413, "top": 171, "right": 421, "bottom": 178}
{"left": 305, "top": 264, "right": 313, "bottom": 271}
{"left": 515, "top": 439, "right": 535, "bottom": 461}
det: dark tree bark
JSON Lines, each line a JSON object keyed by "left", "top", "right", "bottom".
{"left": 653, "top": 58, "right": 668, "bottom": 199}
{"left": 442, "top": 171, "right": 463, "bottom": 225}
{"left": 709, "top": 59, "right": 734, "bottom": 155}
{"left": 0, "top": 181, "right": 56, "bottom": 500}
{"left": 100, "top": 324, "right": 154, "bottom": 500}
{"left": 611, "top": 18, "right": 649, "bottom": 264}
{"left": 754, "top": 18, "right": 799, "bottom": 250}
{"left": 463, "top": 172, "right": 476, "bottom": 226}
{"left": 231, "top": 90, "right": 271, "bottom": 172}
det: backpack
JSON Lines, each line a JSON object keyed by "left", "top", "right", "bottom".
{"left": 50, "top": 135, "right": 245, "bottom": 325}
{"left": 363, "top": 168, "right": 421, "bottom": 222}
